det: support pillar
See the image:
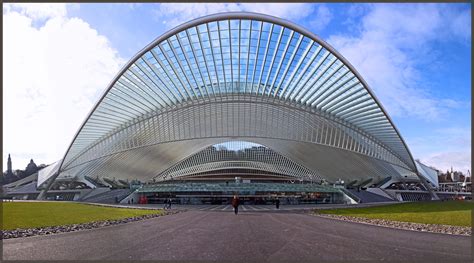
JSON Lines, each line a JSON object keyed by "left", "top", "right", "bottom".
{"left": 36, "top": 172, "right": 60, "bottom": 200}
{"left": 416, "top": 173, "right": 439, "bottom": 201}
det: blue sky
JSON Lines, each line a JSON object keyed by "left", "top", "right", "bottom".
{"left": 3, "top": 3, "right": 471, "bottom": 174}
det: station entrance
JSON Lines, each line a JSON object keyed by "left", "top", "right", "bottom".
{"left": 135, "top": 182, "right": 345, "bottom": 205}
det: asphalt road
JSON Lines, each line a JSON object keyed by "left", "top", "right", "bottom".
{"left": 3, "top": 209, "right": 472, "bottom": 262}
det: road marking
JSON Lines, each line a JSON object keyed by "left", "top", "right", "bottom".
{"left": 241, "top": 205, "right": 247, "bottom": 211}
{"left": 198, "top": 205, "right": 214, "bottom": 211}
{"left": 222, "top": 205, "right": 231, "bottom": 211}
{"left": 249, "top": 205, "right": 259, "bottom": 211}
{"left": 210, "top": 205, "right": 226, "bottom": 211}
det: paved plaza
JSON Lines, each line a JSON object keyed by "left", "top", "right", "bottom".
{"left": 115, "top": 202, "right": 399, "bottom": 212}
{"left": 3, "top": 208, "right": 471, "bottom": 261}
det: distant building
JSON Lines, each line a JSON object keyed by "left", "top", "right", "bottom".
{"left": 25, "top": 159, "right": 38, "bottom": 176}
{"left": 1, "top": 155, "right": 43, "bottom": 185}
{"left": 7, "top": 154, "right": 12, "bottom": 174}
{"left": 437, "top": 167, "right": 467, "bottom": 183}
{"left": 2, "top": 154, "right": 17, "bottom": 184}
{"left": 6, "top": 155, "right": 15, "bottom": 179}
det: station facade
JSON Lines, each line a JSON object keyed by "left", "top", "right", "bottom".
{"left": 32, "top": 12, "right": 440, "bottom": 204}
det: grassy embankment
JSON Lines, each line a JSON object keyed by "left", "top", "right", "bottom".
{"left": 2, "top": 202, "right": 164, "bottom": 230}
{"left": 316, "top": 200, "right": 473, "bottom": 227}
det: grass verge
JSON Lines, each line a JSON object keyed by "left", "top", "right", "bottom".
{"left": 3, "top": 202, "right": 164, "bottom": 230}
{"left": 315, "top": 200, "right": 473, "bottom": 227}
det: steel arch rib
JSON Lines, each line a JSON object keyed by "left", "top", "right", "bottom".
{"left": 44, "top": 12, "right": 422, "bottom": 193}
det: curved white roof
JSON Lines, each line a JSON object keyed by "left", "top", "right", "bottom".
{"left": 42, "top": 12, "right": 423, "bottom": 188}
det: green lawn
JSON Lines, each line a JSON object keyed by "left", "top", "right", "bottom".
{"left": 315, "top": 200, "right": 474, "bottom": 227}
{"left": 2, "top": 202, "right": 164, "bottom": 230}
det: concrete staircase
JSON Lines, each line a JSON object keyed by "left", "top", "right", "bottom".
{"left": 346, "top": 189, "right": 394, "bottom": 203}
{"left": 81, "top": 189, "right": 133, "bottom": 204}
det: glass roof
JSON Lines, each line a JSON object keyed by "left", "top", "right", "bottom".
{"left": 158, "top": 140, "right": 321, "bottom": 181}
{"left": 59, "top": 13, "right": 417, "bottom": 177}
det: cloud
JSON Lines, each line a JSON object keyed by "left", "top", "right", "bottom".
{"left": 125, "top": 3, "right": 142, "bottom": 10}
{"left": 327, "top": 4, "right": 470, "bottom": 121}
{"left": 407, "top": 126, "right": 471, "bottom": 174}
{"left": 446, "top": 6, "right": 471, "bottom": 42}
{"left": 3, "top": 4, "right": 125, "bottom": 170}
{"left": 331, "top": 4, "right": 471, "bottom": 174}
{"left": 4, "top": 3, "right": 70, "bottom": 20}
{"left": 310, "top": 5, "right": 333, "bottom": 32}
{"left": 153, "top": 3, "right": 315, "bottom": 28}
{"left": 421, "top": 151, "right": 471, "bottom": 175}
{"left": 439, "top": 99, "right": 470, "bottom": 109}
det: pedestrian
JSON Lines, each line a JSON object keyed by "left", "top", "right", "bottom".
{"left": 231, "top": 195, "right": 240, "bottom": 215}
{"left": 168, "top": 197, "right": 172, "bottom": 209}
{"left": 275, "top": 198, "right": 280, "bottom": 209}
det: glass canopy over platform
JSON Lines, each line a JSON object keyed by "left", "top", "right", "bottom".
{"left": 157, "top": 141, "right": 321, "bottom": 182}
{"left": 38, "top": 12, "right": 435, "bottom": 195}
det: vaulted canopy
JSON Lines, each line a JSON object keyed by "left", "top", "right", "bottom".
{"left": 39, "top": 12, "right": 422, "bottom": 189}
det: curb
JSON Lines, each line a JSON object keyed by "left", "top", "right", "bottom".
{"left": 3, "top": 210, "right": 181, "bottom": 240}
{"left": 312, "top": 213, "right": 471, "bottom": 236}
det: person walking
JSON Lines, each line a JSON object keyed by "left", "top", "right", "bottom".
{"left": 231, "top": 195, "right": 240, "bottom": 215}
{"left": 275, "top": 198, "right": 280, "bottom": 209}
{"left": 168, "top": 197, "right": 172, "bottom": 209}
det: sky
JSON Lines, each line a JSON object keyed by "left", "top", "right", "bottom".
{"left": 3, "top": 3, "right": 471, "bottom": 174}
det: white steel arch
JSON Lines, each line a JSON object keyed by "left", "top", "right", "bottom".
{"left": 38, "top": 12, "right": 434, "bottom": 197}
